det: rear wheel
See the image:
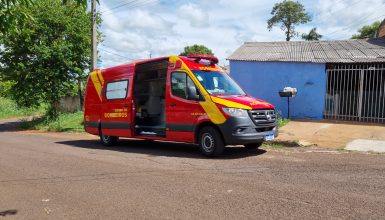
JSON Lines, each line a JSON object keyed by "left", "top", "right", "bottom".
{"left": 244, "top": 141, "right": 263, "bottom": 150}
{"left": 99, "top": 129, "right": 118, "bottom": 146}
{"left": 198, "top": 126, "right": 225, "bottom": 157}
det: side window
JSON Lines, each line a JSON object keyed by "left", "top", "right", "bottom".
{"left": 106, "top": 80, "right": 129, "bottom": 100}
{"left": 171, "top": 72, "right": 199, "bottom": 100}
{"left": 171, "top": 72, "right": 187, "bottom": 99}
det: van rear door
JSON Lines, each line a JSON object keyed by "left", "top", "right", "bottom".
{"left": 101, "top": 79, "right": 132, "bottom": 137}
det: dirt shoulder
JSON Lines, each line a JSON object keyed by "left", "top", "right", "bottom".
{"left": 277, "top": 120, "right": 385, "bottom": 149}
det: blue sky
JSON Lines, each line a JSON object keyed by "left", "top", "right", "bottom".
{"left": 97, "top": 0, "right": 385, "bottom": 67}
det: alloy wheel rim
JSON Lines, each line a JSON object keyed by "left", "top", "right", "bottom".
{"left": 102, "top": 135, "right": 110, "bottom": 143}
{"left": 202, "top": 133, "right": 214, "bottom": 152}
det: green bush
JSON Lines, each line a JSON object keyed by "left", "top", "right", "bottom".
{"left": 20, "top": 111, "right": 84, "bottom": 132}
{"left": 278, "top": 117, "right": 289, "bottom": 128}
{"left": 0, "top": 97, "right": 45, "bottom": 119}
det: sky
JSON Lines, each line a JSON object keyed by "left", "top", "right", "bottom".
{"left": 97, "top": 0, "right": 385, "bottom": 68}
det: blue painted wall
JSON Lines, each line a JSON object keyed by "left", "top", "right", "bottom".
{"left": 230, "top": 61, "right": 327, "bottom": 119}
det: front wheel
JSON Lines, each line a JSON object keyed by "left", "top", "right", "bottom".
{"left": 99, "top": 130, "right": 118, "bottom": 146}
{"left": 198, "top": 126, "right": 225, "bottom": 157}
{"left": 244, "top": 141, "right": 263, "bottom": 150}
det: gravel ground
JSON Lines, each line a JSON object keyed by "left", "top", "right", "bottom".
{"left": 1, "top": 119, "right": 385, "bottom": 220}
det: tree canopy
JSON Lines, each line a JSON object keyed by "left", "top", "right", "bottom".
{"left": 0, "top": 0, "right": 88, "bottom": 35}
{"left": 0, "top": 0, "right": 92, "bottom": 115}
{"left": 0, "top": 0, "right": 33, "bottom": 34}
{"left": 302, "top": 28, "right": 322, "bottom": 41}
{"left": 179, "top": 45, "right": 214, "bottom": 56}
{"left": 351, "top": 21, "right": 381, "bottom": 39}
{"left": 267, "top": 0, "right": 311, "bottom": 41}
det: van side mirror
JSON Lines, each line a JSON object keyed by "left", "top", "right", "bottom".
{"left": 187, "top": 86, "right": 200, "bottom": 101}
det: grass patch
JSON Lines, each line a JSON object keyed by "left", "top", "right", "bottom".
{"left": 0, "top": 97, "right": 46, "bottom": 119}
{"left": 19, "top": 111, "right": 84, "bottom": 133}
{"left": 278, "top": 117, "right": 290, "bottom": 128}
{"left": 336, "top": 148, "right": 347, "bottom": 152}
{"left": 263, "top": 140, "right": 301, "bottom": 148}
{"left": 262, "top": 142, "right": 286, "bottom": 148}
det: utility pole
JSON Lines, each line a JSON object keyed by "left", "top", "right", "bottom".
{"left": 90, "top": 0, "right": 97, "bottom": 71}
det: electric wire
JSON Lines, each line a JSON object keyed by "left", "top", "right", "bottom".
{"left": 99, "top": 48, "right": 135, "bottom": 61}
{"left": 324, "top": 14, "right": 385, "bottom": 38}
{"left": 101, "top": 0, "right": 158, "bottom": 16}
{"left": 319, "top": 0, "right": 363, "bottom": 19}
{"left": 100, "top": 0, "right": 140, "bottom": 14}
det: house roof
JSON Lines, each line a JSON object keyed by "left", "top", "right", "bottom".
{"left": 227, "top": 39, "right": 385, "bottom": 63}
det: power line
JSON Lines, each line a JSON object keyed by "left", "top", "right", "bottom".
{"left": 319, "top": 0, "right": 362, "bottom": 19}
{"left": 321, "top": 1, "right": 385, "bottom": 37}
{"left": 99, "top": 48, "right": 135, "bottom": 60}
{"left": 103, "top": 0, "right": 157, "bottom": 16}
{"left": 324, "top": 14, "right": 384, "bottom": 38}
{"left": 102, "top": 0, "right": 158, "bottom": 16}
{"left": 100, "top": 0, "right": 140, "bottom": 14}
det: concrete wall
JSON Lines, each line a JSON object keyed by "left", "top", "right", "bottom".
{"left": 59, "top": 95, "right": 82, "bottom": 112}
{"left": 229, "top": 61, "right": 327, "bottom": 119}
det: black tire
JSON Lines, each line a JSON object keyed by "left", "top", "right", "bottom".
{"left": 244, "top": 141, "right": 263, "bottom": 150}
{"left": 198, "top": 126, "right": 225, "bottom": 157}
{"left": 99, "top": 129, "right": 118, "bottom": 146}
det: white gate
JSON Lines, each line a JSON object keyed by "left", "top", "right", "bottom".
{"left": 324, "top": 64, "right": 385, "bottom": 123}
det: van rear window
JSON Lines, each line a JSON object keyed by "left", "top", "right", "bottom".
{"left": 106, "top": 80, "right": 128, "bottom": 100}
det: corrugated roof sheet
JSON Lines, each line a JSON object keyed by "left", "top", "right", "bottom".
{"left": 227, "top": 39, "right": 385, "bottom": 63}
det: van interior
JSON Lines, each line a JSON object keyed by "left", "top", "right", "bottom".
{"left": 133, "top": 60, "right": 168, "bottom": 137}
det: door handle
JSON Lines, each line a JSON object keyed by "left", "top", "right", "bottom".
{"left": 169, "top": 103, "right": 176, "bottom": 107}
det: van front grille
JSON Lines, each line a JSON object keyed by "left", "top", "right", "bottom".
{"left": 249, "top": 109, "right": 276, "bottom": 125}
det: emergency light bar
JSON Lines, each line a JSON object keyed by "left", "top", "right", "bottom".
{"left": 187, "top": 54, "right": 219, "bottom": 65}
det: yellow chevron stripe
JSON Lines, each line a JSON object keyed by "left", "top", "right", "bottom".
{"left": 211, "top": 96, "right": 252, "bottom": 110}
{"left": 199, "top": 100, "right": 227, "bottom": 124}
{"left": 97, "top": 69, "right": 104, "bottom": 85}
{"left": 169, "top": 56, "right": 227, "bottom": 124}
{"left": 90, "top": 71, "right": 103, "bottom": 101}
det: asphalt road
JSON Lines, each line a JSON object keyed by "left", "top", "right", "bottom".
{"left": 1, "top": 119, "right": 385, "bottom": 219}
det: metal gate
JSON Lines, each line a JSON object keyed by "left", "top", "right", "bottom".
{"left": 324, "top": 63, "right": 385, "bottom": 123}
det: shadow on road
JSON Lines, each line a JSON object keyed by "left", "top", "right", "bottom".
{"left": 55, "top": 139, "right": 266, "bottom": 159}
{"left": 0, "top": 210, "right": 18, "bottom": 217}
{"left": 0, "top": 120, "right": 23, "bottom": 132}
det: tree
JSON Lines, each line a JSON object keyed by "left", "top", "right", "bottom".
{"left": 351, "top": 21, "right": 381, "bottom": 39}
{"left": 267, "top": 0, "right": 311, "bottom": 41}
{"left": 179, "top": 44, "right": 214, "bottom": 56}
{"left": 0, "top": 0, "right": 33, "bottom": 35}
{"left": 302, "top": 27, "right": 322, "bottom": 41}
{"left": 0, "top": 0, "right": 93, "bottom": 116}
{"left": 0, "top": 0, "right": 88, "bottom": 35}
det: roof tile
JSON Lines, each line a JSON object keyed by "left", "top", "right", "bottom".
{"left": 227, "top": 39, "right": 385, "bottom": 63}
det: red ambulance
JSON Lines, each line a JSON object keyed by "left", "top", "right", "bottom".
{"left": 84, "top": 54, "right": 277, "bottom": 156}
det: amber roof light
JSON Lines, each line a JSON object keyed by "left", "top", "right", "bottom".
{"left": 187, "top": 54, "right": 219, "bottom": 65}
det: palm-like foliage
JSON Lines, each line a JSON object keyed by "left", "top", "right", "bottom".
{"left": 302, "top": 28, "right": 322, "bottom": 41}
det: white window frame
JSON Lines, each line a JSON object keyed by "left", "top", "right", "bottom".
{"left": 105, "top": 80, "right": 129, "bottom": 100}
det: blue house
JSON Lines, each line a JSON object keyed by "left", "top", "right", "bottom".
{"left": 228, "top": 39, "right": 385, "bottom": 123}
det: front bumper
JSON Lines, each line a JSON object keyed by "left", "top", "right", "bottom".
{"left": 217, "top": 115, "right": 278, "bottom": 145}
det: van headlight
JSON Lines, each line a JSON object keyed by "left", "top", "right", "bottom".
{"left": 222, "top": 107, "right": 248, "bottom": 118}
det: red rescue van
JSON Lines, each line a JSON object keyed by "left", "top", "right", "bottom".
{"left": 84, "top": 54, "right": 277, "bottom": 156}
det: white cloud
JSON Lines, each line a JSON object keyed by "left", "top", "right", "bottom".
{"left": 315, "top": 0, "right": 385, "bottom": 39}
{"left": 123, "top": 9, "right": 173, "bottom": 33}
{"left": 177, "top": 3, "right": 209, "bottom": 28}
{"left": 97, "top": 0, "right": 385, "bottom": 68}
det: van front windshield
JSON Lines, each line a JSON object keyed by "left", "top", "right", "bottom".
{"left": 192, "top": 71, "right": 246, "bottom": 96}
